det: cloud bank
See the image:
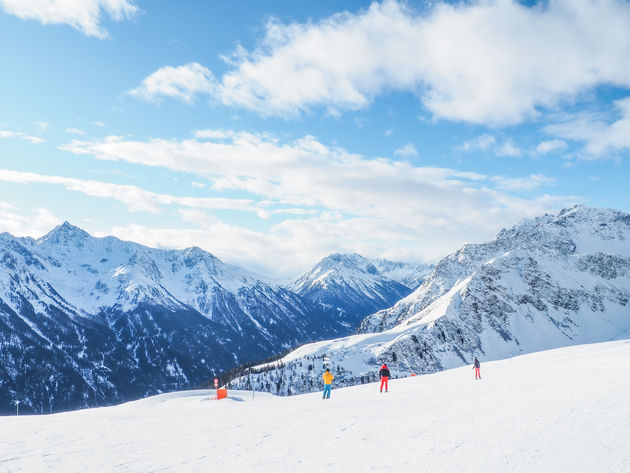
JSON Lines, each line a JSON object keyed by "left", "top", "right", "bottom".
{"left": 129, "top": 63, "right": 216, "bottom": 103}
{"left": 0, "top": 0, "right": 138, "bottom": 38}
{"left": 58, "top": 130, "right": 575, "bottom": 274}
{"left": 131, "top": 0, "right": 630, "bottom": 126}
{"left": 544, "top": 97, "right": 630, "bottom": 156}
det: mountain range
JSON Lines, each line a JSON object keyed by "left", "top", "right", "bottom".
{"left": 290, "top": 253, "right": 432, "bottom": 330}
{"left": 226, "top": 205, "right": 630, "bottom": 395}
{"left": 0, "top": 223, "right": 425, "bottom": 413}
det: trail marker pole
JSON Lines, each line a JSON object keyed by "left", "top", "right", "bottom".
{"left": 214, "top": 378, "right": 219, "bottom": 399}
{"left": 15, "top": 400, "right": 19, "bottom": 416}
{"left": 401, "top": 353, "right": 415, "bottom": 377}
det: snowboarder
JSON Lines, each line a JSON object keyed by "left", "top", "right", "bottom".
{"left": 379, "top": 363, "right": 390, "bottom": 392}
{"left": 473, "top": 357, "right": 481, "bottom": 379}
{"left": 322, "top": 368, "right": 334, "bottom": 399}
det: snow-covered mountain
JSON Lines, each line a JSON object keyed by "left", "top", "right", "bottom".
{"left": 227, "top": 206, "right": 630, "bottom": 395}
{"left": 0, "top": 223, "right": 350, "bottom": 413}
{"left": 290, "top": 253, "right": 431, "bottom": 329}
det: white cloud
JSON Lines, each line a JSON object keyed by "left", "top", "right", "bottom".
{"left": 60, "top": 131, "right": 494, "bottom": 224}
{"left": 66, "top": 128, "right": 86, "bottom": 135}
{"left": 193, "top": 129, "right": 235, "bottom": 140}
{"left": 0, "top": 201, "right": 61, "bottom": 237}
{"left": 393, "top": 143, "right": 418, "bottom": 158}
{"left": 492, "top": 174, "right": 556, "bottom": 191}
{"left": 496, "top": 139, "right": 522, "bottom": 157}
{"left": 0, "top": 169, "right": 265, "bottom": 214}
{"left": 458, "top": 134, "right": 496, "bottom": 152}
{"left": 0, "top": 0, "right": 138, "bottom": 38}
{"left": 384, "top": 129, "right": 393, "bottom": 137}
{"left": 58, "top": 129, "right": 579, "bottom": 275}
{"left": 544, "top": 97, "right": 630, "bottom": 157}
{"left": 105, "top": 191, "right": 576, "bottom": 278}
{"left": 93, "top": 121, "right": 106, "bottom": 127}
{"left": 0, "top": 130, "right": 45, "bottom": 144}
{"left": 129, "top": 63, "right": 216, "bottom": 103}
{"left": 105, "top": 213, "right": 422, "bottom": 277}
{"left": 457, "top": 134, "right": 521, "bottom": 157}
{"left": 536, "top": 139, "right": 568, "bottom": 154}
{"left": 35, "top": 121, "right": 50, "bottom": 132}
{"left": 133, "top": 0, "right": 630, "bottom": 124}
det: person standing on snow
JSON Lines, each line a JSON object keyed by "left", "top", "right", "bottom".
{"left": 322, "top": 368, "right": 334, "bottom": 399}
{"left": 473, "top": 357, "right": 481, "bottom": 379}
{"left": 379, "top": 363, "right": 390, "bottom": 392}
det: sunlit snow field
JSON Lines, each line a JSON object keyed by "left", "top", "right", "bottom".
{"left": 2, "top": 340, "right": 630, "bottom": 472}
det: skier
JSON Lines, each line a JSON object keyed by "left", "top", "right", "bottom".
{"left": 379, "top": 363, "right": 390, "bottom": 392}
{"left": 473, "top": 357, "right": 481, "bottom": 379}
{"left": 322, "top": 368, "right": 334, "bottom": 399}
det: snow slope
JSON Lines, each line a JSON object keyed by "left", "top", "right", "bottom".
{"left": 1, "top": 340, "right": 629, "bottom": 472}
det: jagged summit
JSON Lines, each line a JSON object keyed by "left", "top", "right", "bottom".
{"left": 296, "top": 253, "right": 378, "bottom": 284}
{"left": 180, "top": 245, "right": 222, "bottom": 270}
{"left": 38, "top": 221, "right": 91, "bottom": 244}
{"left": 290, "top": 252, "right": 432, "bottom": 330}
{"left": 182, "top": 245, "right": 209, "bottom": 256}
{"left": 492, "top": 204, "right": 629, "bottom": 253}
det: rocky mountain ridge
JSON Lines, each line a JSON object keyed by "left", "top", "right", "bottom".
{"left": 225, "top": 206, "right": 630, "bottom": 395}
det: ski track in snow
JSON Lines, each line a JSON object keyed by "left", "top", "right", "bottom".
{"left": 2, "top": 340, "right": 630, "bottom": 472}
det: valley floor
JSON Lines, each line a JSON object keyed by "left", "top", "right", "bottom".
{"left": 2, "top": 340, "right": 630, "bottom": 472}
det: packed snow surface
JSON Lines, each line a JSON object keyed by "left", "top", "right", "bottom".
{"left": 2, "top": 340, "right": 630, "bottom": 472}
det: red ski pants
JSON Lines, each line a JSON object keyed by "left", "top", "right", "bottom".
{"left": 475, "top": 368, "right": 481, "bottom": 379}
{"left": 380, "top": 377, "right": 389, "bottom": 392}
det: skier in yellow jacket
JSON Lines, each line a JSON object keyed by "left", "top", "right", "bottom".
{"left": 322, "top": 368, "right": 334, "bottom": 399}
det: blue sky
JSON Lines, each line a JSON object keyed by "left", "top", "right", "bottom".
{"left": 0, "top": 0, "right": 629, "bottom": 277}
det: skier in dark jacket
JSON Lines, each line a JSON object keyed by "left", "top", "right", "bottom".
{"left": 379, "top": 363, "right": 390, "bottom": 392}
{"left": 473, "top": 357, "right": 481, "bottom": 379}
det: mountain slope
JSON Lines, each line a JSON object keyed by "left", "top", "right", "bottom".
{"left": 359, "top": 205, "right": 630, "bottom": 333}
{"left": 227, "top": 206, "right": 630, "bottom": 395}
{"left": 0, "top": 223, "right": 345, "bottom": 413}
{"left": 2, "top": 340, "right": 630, "bottom": 472}
{"left": 290, "top": 253, "right": 431, "bottom": 329}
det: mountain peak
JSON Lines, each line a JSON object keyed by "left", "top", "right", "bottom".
{"left": 316, "top": 253, "right": 369, "bottom": 271}
{"left": 181, "top": 245, "right": 222, "bottom": 267}
{"left": 183, "top": 245, "right": 212, "bottom": 256}
{"left": 39, "top": 221, "right": 91, "bottom": 245}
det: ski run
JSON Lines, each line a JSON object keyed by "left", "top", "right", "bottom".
{"left": 2, "top": 339, "right": 630, "bottom": 472}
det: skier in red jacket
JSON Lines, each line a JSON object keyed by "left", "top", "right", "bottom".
{"left": 379, "top": 364, "right": 390, "bottom": 392}
{"left": 473, "top": 357, "right": 481, "bottom": 379}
